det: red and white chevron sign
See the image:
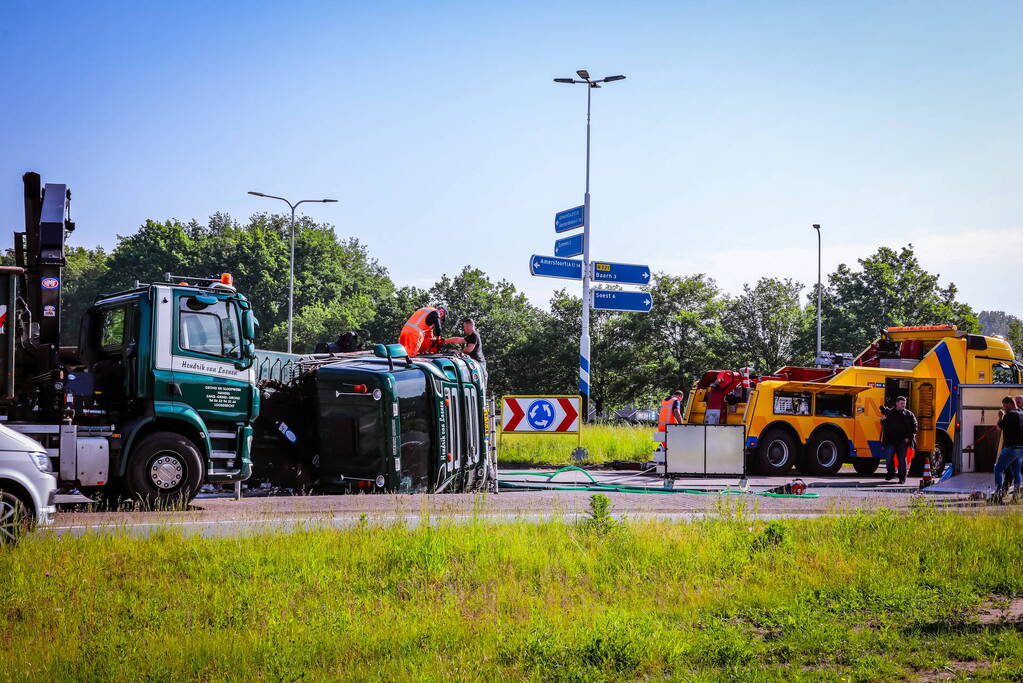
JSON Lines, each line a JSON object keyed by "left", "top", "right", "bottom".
{"left": 501, "top": 395, "right": 580, "bottom": 434}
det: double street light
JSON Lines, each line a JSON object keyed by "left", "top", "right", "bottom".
{"left": 247, "top": 191, "right": 338, "bottom": 354}
{"left": 554, "top": 69, "right": 625, "bottom": 420}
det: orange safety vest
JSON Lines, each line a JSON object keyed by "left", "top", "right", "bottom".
{"left": 657, "top": 396, "right": 682, "bottom": 432}
{"left": 399, "top": 307, "right": 440, "bottom": 356}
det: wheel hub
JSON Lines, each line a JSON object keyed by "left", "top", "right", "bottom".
{"left": 150, "top": 454, "right": 185, "bottom": 490}
{"left": 767, "top": 440, "right": 789, "bottom": 467}
{"left": 816, "top": 442, "right": 838, "bottom": 467}
{"left": 0, "top": 500, "right": 22, "bottom": 543}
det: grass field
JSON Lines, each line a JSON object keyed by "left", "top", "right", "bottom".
{"left": 2, "top": 503, "right": 1022, "bottom": 681}
{"left": 498, "top": 423, "right": 655, "bottom": 466}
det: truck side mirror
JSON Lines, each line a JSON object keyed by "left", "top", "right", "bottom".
{"left": 234, "top": 342, "right": 256, "bottom": 370}
{"left": 242, "top": 310, "right": 257, "bottom": 340}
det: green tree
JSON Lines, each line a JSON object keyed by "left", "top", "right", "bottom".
{"left": 619, "top": 273, "right": 730, "bottom": 397}
{"left": 724, "top": 278, "right": 811, "bottom": 373}
{"left": 1008, "top": 319, "right": 1023, "bottom": 358}
{"left": 61, "top": 246, "right": 110, "bottom": 344}
{"left": 820, "top": 245, "right": 979, "bottom": 354}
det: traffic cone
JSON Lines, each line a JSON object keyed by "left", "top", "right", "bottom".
{"left": 920, "top": 459, "right": 933, "bottom": 488}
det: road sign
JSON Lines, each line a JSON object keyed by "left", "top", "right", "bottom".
{"left": 501, "top": 395, "right": 580, "bottom": 433}
{"left": 591, "top": 260, "right": 650, "bottom": 285}
{"left": 555, "top": 205, "right": 584, "bottom": 232}
{"left": 530, "top": 255, "right": 583, "bottom": 280}
{"left": 554, "top": 233, "right": 583, "bottom": 258}
{"left": 591, "top": 289, "right": 652, "bottom": 313}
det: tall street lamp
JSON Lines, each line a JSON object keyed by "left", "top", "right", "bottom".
{"left": 554, "top": 69, "right": 625, "bottom": 421}
{"left": 248, "top": 191, "right": 338, "bottom": 353}
{"left": 812, "top": 223, "right": 822, "bottom": 365}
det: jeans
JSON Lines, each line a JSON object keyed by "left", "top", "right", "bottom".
{"left": 884, "top": 441, "right": 910, "bottom": 480}
{"left": 994, "top": 445, "right": 1023, "bottom": 492}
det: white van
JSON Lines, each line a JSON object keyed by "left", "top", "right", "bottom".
{"left": 0, "top": 424, "right": 57, "bottom": 543}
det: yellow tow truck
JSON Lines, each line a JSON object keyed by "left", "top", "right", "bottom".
{"left": 682, "top": 326, "right": 1020, "bottom": 476}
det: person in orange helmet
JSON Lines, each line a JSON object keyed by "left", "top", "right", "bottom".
{"left": 398, "top": 305, "right": 447, "bottom": 356}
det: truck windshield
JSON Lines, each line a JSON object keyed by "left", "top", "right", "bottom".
{"left": 178, "top": 296, "right": 242, "bottom": 359}
{"left": 394, "top": 371, "right": 433, "bottom": 491}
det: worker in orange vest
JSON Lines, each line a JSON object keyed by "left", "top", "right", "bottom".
{"left": 399, "top": 305, "right": 447, "bottom": 357}
{"left": 657, "top": 390, "right": 685, "bottom": 433}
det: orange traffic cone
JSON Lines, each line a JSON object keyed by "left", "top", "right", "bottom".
{"left": 920, "top": 459, "right": 932, "bottom": 488}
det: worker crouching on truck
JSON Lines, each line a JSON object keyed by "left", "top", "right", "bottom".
{"left": 399, "top": 305, "right": 446, "bottom": 356}
{"left": 881, "top": 396, "right": 917, "bottom": 484}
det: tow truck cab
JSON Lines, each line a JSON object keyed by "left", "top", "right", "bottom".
{"left": 252, "top": 345, "right": 495, "bottom": 493}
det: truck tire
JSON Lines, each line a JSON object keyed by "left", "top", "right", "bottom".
{"left": 756, "top": 429, "right": 797, "bottom": 475}
{"left": 910, "top": 434, "right": 950, "bottom": 477}
{"left": 0, "top": 490, "right": 33, "bottom": 545}
{"left": 803, "top": 430, "right": 846, "bottom": 475}
{"left": 124, "top": 432, "right": 204, "bottom": 508}
{"left": 851, "top": 458, "right": 880, "bottom": 475}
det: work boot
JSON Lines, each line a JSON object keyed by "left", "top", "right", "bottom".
{"left": 885, "top": 473, "right": 894, "bottom": 482}
{"left": 898, "top": 477, "right": 906, "bottom": 485}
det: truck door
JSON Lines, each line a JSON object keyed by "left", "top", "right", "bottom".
{"left": 172, "top": 291, "right": 253, "bottom": 422}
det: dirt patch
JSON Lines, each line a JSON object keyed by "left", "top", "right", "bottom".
{"left": 915, "top": 660, "right": 989, "bottom": 681}
{"left": 976, "top": 595, "right": 1023, "bottom": 624}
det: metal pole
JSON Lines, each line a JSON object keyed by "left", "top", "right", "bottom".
{"left": 287, "top": 203, "right": 296, "bottom": 354}
{"left": 580, "top": 84, "right": 592, "bottom": 422}
{"left": 813, "top": 223, "right": 822, "bottom": 364}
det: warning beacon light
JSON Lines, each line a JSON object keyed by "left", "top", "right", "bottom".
{"left": 220, "top": 273, "right": 234, "bottom": 287}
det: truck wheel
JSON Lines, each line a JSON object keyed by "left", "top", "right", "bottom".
{"left": 804, "top": 430, "right": 846, "bottom": 475}
{"left": 851, "top": 459, "right": 880, "bottom": 475}
{"left": 756, "top": 429, "right": 797, "bottom": 475}
{"left": 0, "top": 491, "right": 34, "bottom": 545}
{"left": 124, "top": 432, "right": 204, "bottom": 508}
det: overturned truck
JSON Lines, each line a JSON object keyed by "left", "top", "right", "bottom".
{"left": 251, "top": 344, "right": 496, "bottom": 494}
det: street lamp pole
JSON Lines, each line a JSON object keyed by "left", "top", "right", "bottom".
{"left": 554, "top": 70, "right": 625, "bottom": 421}
{"left": 812, "top": 223, "right": 822, "bottom": 365}
{"left": 247, "top": 191, "right": 338, "bottom": 353}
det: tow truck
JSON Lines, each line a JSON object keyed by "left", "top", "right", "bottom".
{"left": 0, "top": 173, "right": 259, "bottom": 504}
{"left": 682, "top": 325, "right": 1020, "bottom": 476}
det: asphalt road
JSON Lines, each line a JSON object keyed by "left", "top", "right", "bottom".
{"left": 45, "top": 469, "right": 988, "bottom": 539}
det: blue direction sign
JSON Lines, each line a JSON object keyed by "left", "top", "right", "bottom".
{"left": 530, "top": 255, "right": 583, "bottom": 280}
{"left": 592, "top": 260, "right": 651, "bottom": 285}
{"left": 591, "top": 289, "right": 652, "bottom": 313}
{"left": 555, "top": 233, "right": 584, "bottom": 258}
{"left": 555, "top": 205, "right": 585, "bottom": 233}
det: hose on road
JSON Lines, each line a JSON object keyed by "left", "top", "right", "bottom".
{"left": 498, "top": 466, "right": 820, "bottom": 498}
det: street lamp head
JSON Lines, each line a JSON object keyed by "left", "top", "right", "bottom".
{"left": 603, "top": 75, "right": 626, "bottom": 82}
{"left": 576, "top": 69, "right": 590, "bottom": 80}
{"left": 553, "top": 78, "right": 576, "bottom": 83}
{"left": 322, "top": 199, "right": 338, "bottom": 203}
{"left": 248, "top": 191, "right": 267, "bottom": 197}
{"left": 812, "top": 223, "right": 821, "bottom": 230}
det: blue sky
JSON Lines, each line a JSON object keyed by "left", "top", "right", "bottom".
{"left": 2, "top": 1, "right": 1021, "bottom": 318}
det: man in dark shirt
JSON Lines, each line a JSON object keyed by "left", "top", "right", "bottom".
{"left": 995, "top": 396, "right": 1023, "bottom": 494}
{"left": 449, "top": 318, "right": 486, "bottom": 377}
{"left": 881, "top": 396, "right": 917, "bottom": 484}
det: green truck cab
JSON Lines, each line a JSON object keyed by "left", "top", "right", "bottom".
{"left": 251, "top": 345, "right": 496, "bottom": 494}
{"left": 1, "top": 272, "right": 260, "bottom": 504}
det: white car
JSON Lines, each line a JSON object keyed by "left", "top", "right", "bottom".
{"left": 0, "top": 424, "right": 57, "bottom": 544}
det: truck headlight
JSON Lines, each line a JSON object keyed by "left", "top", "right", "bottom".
{"left": 31, "top": 452, "right": 51, "bottom": 473}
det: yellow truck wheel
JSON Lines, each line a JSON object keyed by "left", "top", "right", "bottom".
{"left": 803, "top": 430, "right": 846, "bottom": 476}
{"left": 756, "top": 428, "right": 797, "bottom": 475}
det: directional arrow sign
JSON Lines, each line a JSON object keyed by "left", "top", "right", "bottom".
{"left": 530, "top": 255, "right": 583, "bottom": 280}
{"left": 501, "top": 395, "right": 580, "bottom": 433}
{"left": 555, "top": 205, "right": 585, "bottom": 233}
{"left": 591, "top": 289, "right": 653, "bottom": 313}
{"left": 554, "top": 233, "right": 583, "bottom": 258}
{"left": 591, "top": 260, "right": 651, "bottom": 285}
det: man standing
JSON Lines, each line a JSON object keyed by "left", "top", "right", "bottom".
{"left": 398, "top": 305, "right": 446, "bottom": 357}
{"left": 657, "top": 390, "right": 685, "bottom": 434}
{"left": 995, "top": 396, "right": 1023, "bottom": 496}
{"left": 881, "top": 396, "right": 917, "bottom": 484}
{"left": 447, "top": 318, "right": 486, "bottom": 375}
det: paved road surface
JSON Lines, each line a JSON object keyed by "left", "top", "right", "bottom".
{"left": 46, "top": 469, "right": 987, "bottom": 539}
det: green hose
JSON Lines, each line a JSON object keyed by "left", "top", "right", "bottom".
{"left": 497, "top": 466, "right": 820, "bottom": 498}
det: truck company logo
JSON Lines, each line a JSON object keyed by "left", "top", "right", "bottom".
{"left": 41, "top": 276, "right": 60, "bottom": 289}
{"left": 172, "top": 356, "right": 247, "bottom": 379}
